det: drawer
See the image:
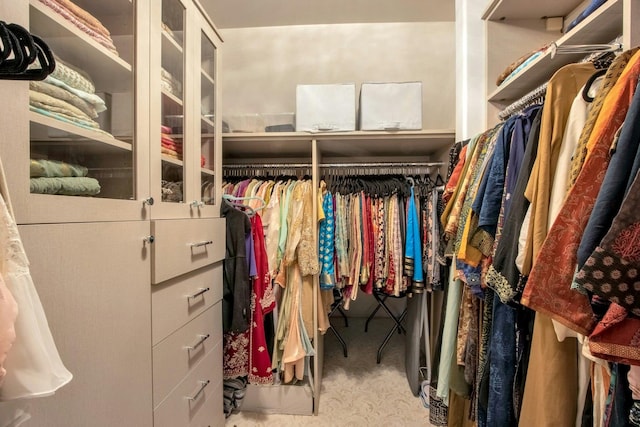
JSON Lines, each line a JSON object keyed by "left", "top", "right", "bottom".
{"left": 189, "top": 381, "right": 224, "bottom": 427}
{"left": 153, "top": 302, "right": 222, "bottom": 407}
{"left": 153, "top": 343, "right": 223, "bottom": 427}
{"left": 152, "top": 263, "right": 222, "bottom": 345}
{"left": 151, "top": 218, "right": 225, "bottom": 284}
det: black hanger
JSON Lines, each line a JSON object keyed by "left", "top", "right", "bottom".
{"left": 0, "top": 35, "right": 55, "bottom": 80}
{"left": 582, "top": 69, "right": 607, "bottom": 103}
{"left": 0, "top": 25, "right": 24, "bottom": 74}
{"left": 0, "top": 22, "right": 13, "bottom": 64}
{"left": 0, "top": 23, "right": 56, "bottom": 80}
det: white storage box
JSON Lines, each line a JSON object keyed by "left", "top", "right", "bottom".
{"left": 224, "top": 114, "right": 265, "bottom": 133}
{"left": 296, "top": 84, "right": 356, "bottom": 132}
{"left": 359, "top": 82, "right": 422, "bottom": 131}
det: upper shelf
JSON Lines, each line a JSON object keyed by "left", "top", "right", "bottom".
{"left": 488, "top": 0, "right": 623, "bottom": 103}
{"left": 30, "top": 0, "right": 133, "bottom": 94}
{"left": 30, "top": 112, "right": 133, "bottom": 154}
{"left": 223, "top": 130, "right": 455, "bottom": 159}
{"left": 483, "top": 0, "right": 582, "bottom": 21}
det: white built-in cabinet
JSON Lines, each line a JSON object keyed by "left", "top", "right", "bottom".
{"left": 482, "top": 0, "right": 640, "bottom": 126}
{"left": 150, "top": 0, "right": 222, "bottom": 220}
{"left": 0, "top": 0, "right": 224, "bottom": 426}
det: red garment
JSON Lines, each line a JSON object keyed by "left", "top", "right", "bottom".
{"left": 589, "top": 304, "right": 640, "bottom": 366}
{"left": 360, "top": 195, "right": 374, "bottom": 295}
{"left": 443, "top": 145, "right": 468, "bottom": 205}
{"left": 223, "top": 215, "right": 277, "bottom": 383}
{"left": 522, "top": 52, "right": 640, "bottom": 335}
{"left": 161, "top": 142, "right": 182, "bottom": 152}
{"left": 248, "top": 215, "right": 276, "bottom": 384}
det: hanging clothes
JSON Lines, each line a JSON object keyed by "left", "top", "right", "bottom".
{"left": 522, "top": 49, "right": 640, "bottom": 335}
{"left": 222, "top": 177, "right": 320, "bottom": 386}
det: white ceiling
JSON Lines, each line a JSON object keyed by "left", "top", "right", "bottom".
{"left": 200, "top": 0, "right": 455, "bottom": 29}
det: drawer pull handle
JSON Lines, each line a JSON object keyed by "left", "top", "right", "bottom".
{"left": 186, "top": 380, "right": 210, "bottom": 402}
{"left": 187, "top": 287, "right": 210, "bottom": 300}
{"left": 185, "top": 333, "right": 210, "bottom": 351}
{"left": 142, "top": 197, "right": 154, "bottom": 206}
{"left": 190, "top": 240, "right": 213, "bottom": 248}
{"left": 143, "top": 235, "right": 155, "bottom": 244}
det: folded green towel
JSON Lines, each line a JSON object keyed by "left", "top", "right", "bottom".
{"left": 30, "top": 159, "right": 89, "bottom": 178}
{"left": 30, "top": 177, "right": 101, "bottom": 196}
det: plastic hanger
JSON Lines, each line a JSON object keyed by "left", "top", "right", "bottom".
{"left": 0, "top": 35, "right": 55, "bottom": 81}
{"left": 582, "top": 69, "right": 606, "bottom": 103}
{"left": 0, "top": 22, "right": 12, "bottom": 64}
{"left": 0, "top": 23, "right": 56, "bottom": 80}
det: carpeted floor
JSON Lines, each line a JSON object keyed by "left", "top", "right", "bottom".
{"left": 226, "top": 317, "right": 432, "bottom": 427}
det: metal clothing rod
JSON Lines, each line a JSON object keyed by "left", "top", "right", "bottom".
{"left": 320, "top": 162, "right": 444, "bottom": 168}
{"left": 498, "top": 82, "right": 547, "bottom": 121}
{"left": 223, "top": 162, "right": 444, "bottom": 169}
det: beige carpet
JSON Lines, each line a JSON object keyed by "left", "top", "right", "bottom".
{"left": 226, "top": 317, "right": 432, "bottom": 427}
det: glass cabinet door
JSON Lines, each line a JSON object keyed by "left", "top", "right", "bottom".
{"left": 159, "top": 0, "right": 187, "bottom": 207}
{"left": 23, "top": 0, "right": 143, "bottom": 223}
{"left": 199, "top": 27, "right": 216, "bottom": 207}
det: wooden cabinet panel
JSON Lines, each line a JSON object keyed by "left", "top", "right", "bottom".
{"left": 151, "top": 218, "right": 225, "bottom": 284}
{"left": 152, "top": 262, "right": 222, "bottom": 344}
{"left": 153, "top": 342, "right": 222, "bottom": 427}
{"left": 189, "top": 378, "right": 224, "bottom": 427}
{"left": 153, "top": 302, "right": 222, "bottom": 407}
{"left": 17, "top": 222, "right": 152, "bottom": 427}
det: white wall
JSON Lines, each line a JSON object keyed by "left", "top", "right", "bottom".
{"left": 219, "top": 22, "right": 456, "bottom": 130}
{"left": 455, "top": 0, "right": 487, "bottom": 138}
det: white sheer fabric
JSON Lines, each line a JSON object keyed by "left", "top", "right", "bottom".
{"left": 0, "top": 192, "right": 72, "bottom": 401}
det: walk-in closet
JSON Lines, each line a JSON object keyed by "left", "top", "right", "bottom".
{"left": 0, "top": 0, "right": 639, "bottom": 426}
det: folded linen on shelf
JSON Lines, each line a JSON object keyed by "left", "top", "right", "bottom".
{"left": 37, "top": 0, "right": 119, "bottom": 55}
{"left": 29, "top": 90, "right": 98, "bottom": 128}
{"left": 50, "top": 57, "right": 95, "bottom": 95}
{"left": 29, "top": 106, "right": 113, "bottom": 137}
{"left": 52, "top": 0, "right": 112, "bottom": 36}
{"left": 161, "top": 68, "right": 182, "bottom": 97}
{"left": 161, "top": 146, "right": 181, "bottom": 159}
{"left": 30, "top": 177, "right": 101, "bottom": 196}
{"left": 30, "top": 81, "right": 98, "bottom": 119}
{"left": 161, "top": 142, "right": 182, "bottom": 153}
{"left": 45, "top": 76, "right": 107, "bottom": 113}
{"left": 30, "top": 159, "right": 88, "bottom": 178}
{"left": 497, "top": 45, "right": 549, "bottom": 86}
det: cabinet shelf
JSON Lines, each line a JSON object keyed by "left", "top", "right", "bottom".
{"left": 201, "top": 168, "right": 214, "bottom": 176}
{"left": 483, "top": 0, "right": 583, "bottom": 21}
{"left": 201, "top": 70, "right": 215, "bottom": 86}
{"left": 30, "top": 0, "right": 133, "bottom": 94}
{"left": 162, "top": 155, "right": 184, "bottom": 167}
{"left": 488, "top": 0, "right": 623, "bottom": 103}
{"left": 201, "top": 116, "right": 215, "bottom": 130}
{"left": 162, "top": 90, "right": 183, "bottom": 107}
{"left": 30, "top": 111, "right": 133, "bottom": 153}
{"left": 223, "top": 130, "right": 455, "bottom": 159}
{"left": 162, "top": 30, "right": 184, "bottom": 55}
{"left": 162, "top": 31, "right": 184, "bottom": 81}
